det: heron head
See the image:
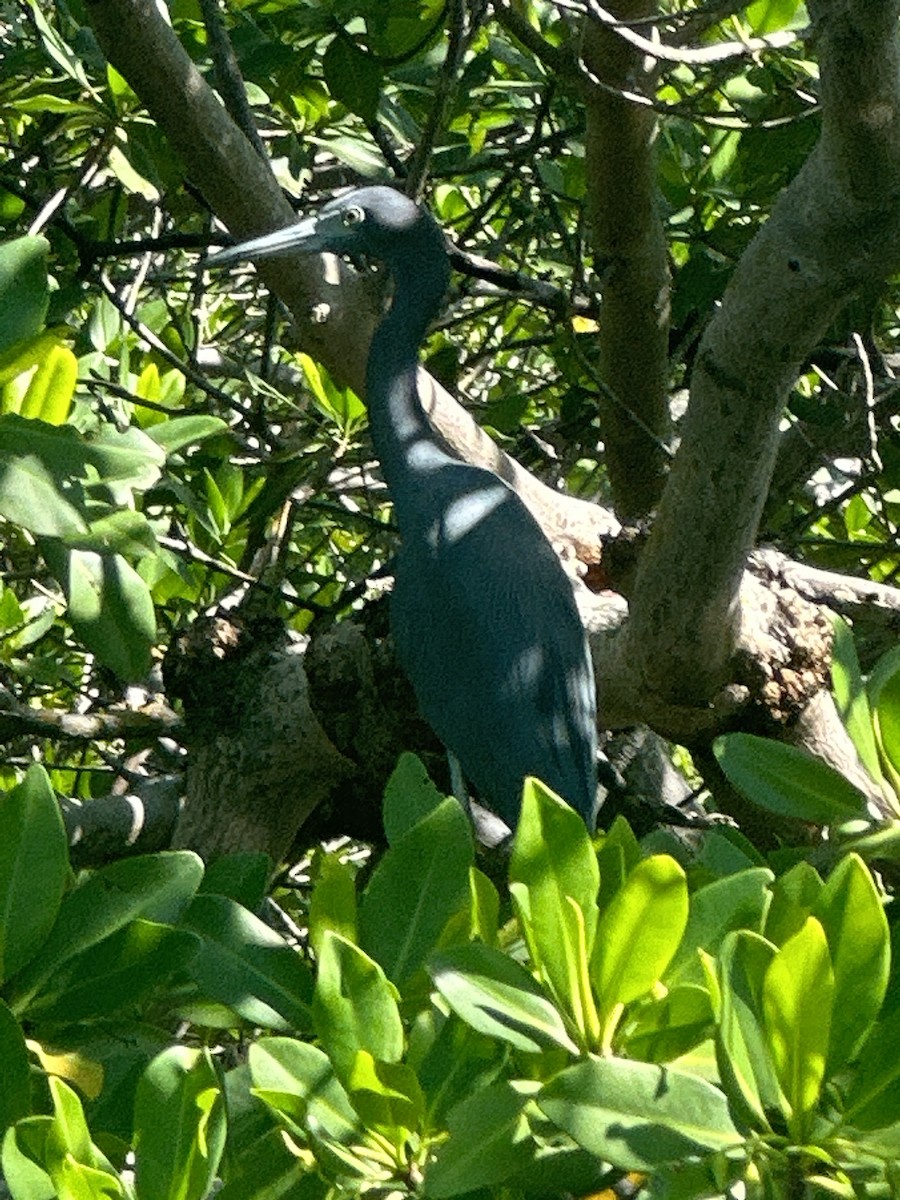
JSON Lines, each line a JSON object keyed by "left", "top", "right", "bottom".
{"left": 206, "top": 186, "right": 445, "bottom": 276}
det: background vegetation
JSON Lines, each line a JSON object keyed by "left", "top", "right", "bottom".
{"left": 4, "top": 0, "right": 900, "bottom": 1195}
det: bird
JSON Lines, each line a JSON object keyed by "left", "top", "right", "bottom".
{"left": 208, "top": 186, "right": 598, "bottom": 830}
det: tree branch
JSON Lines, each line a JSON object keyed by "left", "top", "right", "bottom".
{"left": 581, "top": 0, "right": 671, "bottom": 520}
{"left": 83, "top": 0, "right": 612, "bottom": 561}
{"left": 627, "top": 0, "right": 900, "bottom": 704}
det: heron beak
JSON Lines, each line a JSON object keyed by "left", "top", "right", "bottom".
{"left": 205, "top": 214, "right": 321, "bottom": 267}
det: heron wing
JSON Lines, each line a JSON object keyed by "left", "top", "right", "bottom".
{"left": 390, "top": 463, "right": 597, "bottom": 826}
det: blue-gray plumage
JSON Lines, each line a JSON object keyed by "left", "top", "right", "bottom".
{"left": 208, "top": 187, "right": 598, "bottom": 828}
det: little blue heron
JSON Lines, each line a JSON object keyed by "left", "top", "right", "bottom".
{"left": 208, "top": 187, "right": 598, "bottom": 829}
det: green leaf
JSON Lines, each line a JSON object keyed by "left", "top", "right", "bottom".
{"left": 713, "top": 733, "right": 869, "bottom": 823}
{"left": 146, "top": 414, "right": 227, "bottom": 453}
{"left": 383, "top": 752, "right": 446, "bottom": 845}
{"left": 538, "top": 1056, "right": 741, "bottom": 1171}
{"left": 312, "top": 931, "right": 403, "bottom": 1085}
{"left": 414, "top": 1012, "right": 505, "bottom": 1130}
{"left": 745, "top": 0, "right": 802, "bottom": 35}
{"left": 813, "top": 853, "right": 889, "bottom": 1073}
{"left": 715, "top": 930, "right": 781, "bottom": 1129}
{"left": 1, "top": 1118, "right": 56, "bottom": 1200}
{"left": 297, "top": 353, "right": 365, "bottom": 433}
{"left": 25, "top": 918, "right": 200, "bottom": 1022}
{"left": 0, "top": 414, "right": 165, "bottom": 495}
{"left": 0, "top": 998, "right": 31, "bottom": 1133}
{"left": 666, "top": 867, "right": 773, "bottom": 987}
{"left": 308, "top": 851, "right": 357, "bottom": 957}
{"left": 0, "top": 236, "right": 49, "bottom": 353}
{"left": 429, "top": 941, "right": 579, "bottom": 1054}
{"left": 215, "top": 1129, "right": 324, "bottom": 1200}
{"left": 843, "top": 1005, "right": 900, "bottom": 1129}
{"left": 624, "top": 983, "right": 713, "bottom": 1063}
{"left": 42, "top": 545, "right": 156, "bottom": 681}
{"left": 134, "top": 1047, "right": 225, "bottom": 1200}
{"left": 321, "top": 36, "right": 383, "bottom": 124}
{"left": 764, "top": 860, "right": 823, "bottom": 946}
{"left": 0, "top": 764, "right": 69, "bottom": 982}
{"left": 762, "top": 916, "right": 833, "bottom": 1136}
{"left": 348, "top": 1052, "right": 424, "bottom": 1144}
{"left": 249, "top": 1037, "right": 360, "bottom": 1145}
{"left": 424, "top": 1082, "right": 534, "bottom": 1198}
{"left": 359, "top": 796, "right": 473, "bottom": 985}
{"left": 596, "top": 815, "right": 641, "bottom": 912}
{"left": 590, "top": 855, "right": 689, "bottom": 1048}
{"left": 870, "top": 647, "right": 900, "bottom": 797}
{"left": 510, "top": 779, "right": 600, "bottom": 1039}
{"left": 63, "top": 510, "right": 159, "bottom": 558}
{"left": 7, "top": 851, "right": 203, "bottom": 1012}
{"left": 19, "top": 342, "right": 76, "bottom": 424}
{"left": 182, "top": 893, "right": 313, "bottom": 1031}
{"left": 200, "top": 851, "right": 271, "bottom": 910}
{"left": 832, "top": 618, "right": 884, "bottom": 785}
{"left": 46, "top": 1076, "right": 102, "bottom": 1170}
{"left": 0, "top": 446, "right": 88, "bottom": 537}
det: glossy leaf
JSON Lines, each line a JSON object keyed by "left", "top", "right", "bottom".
{"left": 249, "top": 1037, "right": 359, "bottom": 1144}
{"left": 510, "top": 779, "right": 599, "bottom": 1038}
{"left": 313, "top": 931, "right": 403, "bottom": 1085}
{"left": 624, "top": 983, "right": 714, "bottom": 1063}
{"left": 715, "top": 930, "right": 781, "bottom": 1129}
{"left": 813, "top": 853, "right": 889, "bottom": 1073}
{"left": 746, "top": 0, "right": 802, "bottom": 34}
{"left": 198, "top": 851, "right": 271, "bottom": 910}
{"left": 596, "top": 815, "right": 641, "bottom": 913}
{"left": 0, "top": 999, "right": 30, "bottom": 1134}
{"left": 215, "top": 1128, "right": 324, "bottom": 1200}
{"left": 7, "top": 851, "right": 203, "bottom": 1012}
{"left": 764, "top": 860, "right": 823, "bottom": 946}
{"left": 382, "top": 752, "right": 446, "bottom": 845}
{"left": 145, "top": 414, "right": 227, "bottom": 453}
{"left": 18, "top": 342, "right": 76, "bottom": 424}
{"left": 843, "top": 1005, "right": 900, "bottom": 1130}
{"left": 1, "top": 1117, "right": 56, "bottom": 1200}
{"left": 414, "top": 1012, "right": 504, "bottom": 1131}
{"left": 308, "top": 851, "right": 357, "bottom": 957}
{"left": 538, "top": 1056, "right": 741, "bottom": 1171}
{"left": 43, "top": 545, "right": 156, "bottom": 681}
{"left": 870, "top": 647, "right": 900, "bottom": 796}
{"left": 0, "top": 764, "right": 69, "bottom": 983}
{"left": 63, "top": 510, "right": 159, "bottom": 559}
{"left": 322, "top": 36, "right": 383, "bottom": 124}
{"left": 0, "top": 236, "right": 49, "bottom": 352}
{"left": 429, "top": 941, "right": 579, "bottom": 1054}
{"left": 832, "top": 618, "right": 884, "bottom": 785}
{"left": 348, "top": 1052, "right": 424, "bottom": 1144}
{"left": 359, "top": 796, "right": 472, "bottom": 985}
{"left": 666, "top": 867, "right": 773, "bottom": 987}
{"left": 590, "top": 855, "right": 688, "bottom": 1045}
{"left": 0, "top": 414, "right": 165, "bottom": 494}
{"left": 25, "top": 918, "right": 200, "bottom": 1022}
{"left": 133, "top": 1046, "right": 225, "bottom": 1200}
{"left": 0, "top": 444, "right": 87, "bottom": 537}
{"left": 424, "top": 1081, "right": 534, "bottom": 1198}
{"left": 182, "top": 893, "right": 313, "bottom": 1031}
{"left": 762, "top": 916, "right": 834, "bottom": 1135}
{"left": 714, "top": 733, "right": 869, "bottom": 823}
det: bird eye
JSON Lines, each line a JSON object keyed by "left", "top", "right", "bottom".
{"left": 342, "top": 206, "right": 365, "bottom": 227}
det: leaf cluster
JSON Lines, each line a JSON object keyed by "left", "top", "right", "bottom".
{"left": 3, "top": 755, "right": 900, "bottom": 1198}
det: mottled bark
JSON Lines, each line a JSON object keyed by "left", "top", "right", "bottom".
{"left": 582, "top": 0, "right": 671, "bottom": 520}
{"left": 626, "top": 0, "right": 900, "bottom": 705}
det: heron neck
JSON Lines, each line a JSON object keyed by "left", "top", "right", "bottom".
{"left": 366, "top": 272, "right": 451, "bottom": 529}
